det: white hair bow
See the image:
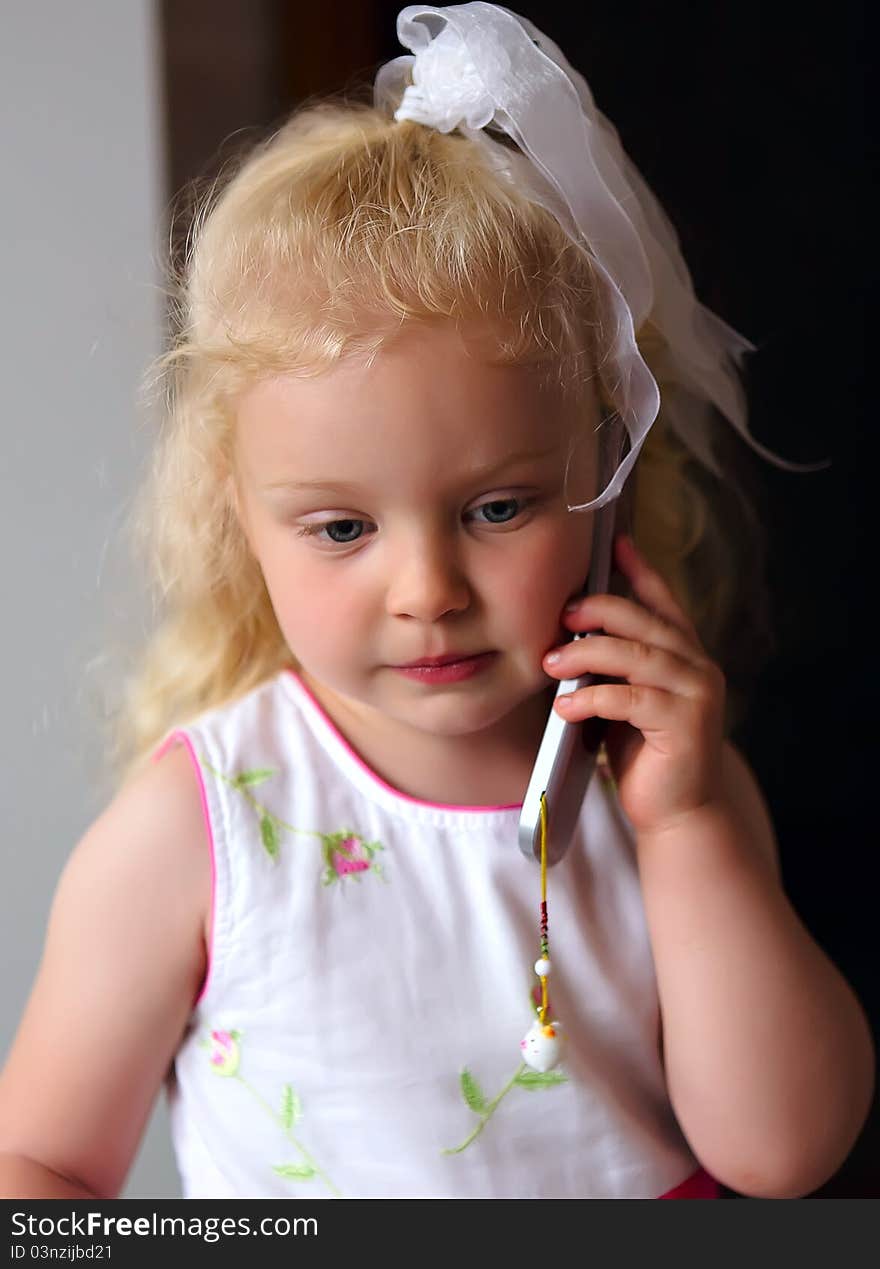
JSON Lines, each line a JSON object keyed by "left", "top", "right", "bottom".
{"left": 376, "top": 3, "right": 828, "bottom": 510}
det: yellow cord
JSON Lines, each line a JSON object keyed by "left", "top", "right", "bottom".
{"left": 539, "top": 791, "right": 549, "bottom": 1025}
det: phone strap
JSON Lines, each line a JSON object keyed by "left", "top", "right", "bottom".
{"left": 519, "top": 791, "right": 564, "bottom": 1072}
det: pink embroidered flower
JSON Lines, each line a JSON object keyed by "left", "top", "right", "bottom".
{"left": 320, "top": 827, "right": 384, "bottom": 886}
{"left": 208, "top": 1028, "right": 240, "bottom": 1077}
{"left": 331, "top": 835, "right": 371, "bottom": 876}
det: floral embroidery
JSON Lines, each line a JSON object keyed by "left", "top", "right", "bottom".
{"left": 200, "top": 757, "right": 386, "bottom": 884}
{"left": 200, "top": 1027, "right": 341, "bottom": 1197}
{"left": 208, "top": 1028, "right": 240, "bottom": 1076}
{"left": 442, "top": 1063, "right": 567, "bottom": 1155}
{"left": 442, "top": 985, "right": 566, "bottom": 1154}
{"left": 320, "top": 831, "right": 384, "bottom": 886}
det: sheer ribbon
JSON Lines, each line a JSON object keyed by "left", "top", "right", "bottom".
{"left": 375, "top": 3, "right": 828, "bottom": 510}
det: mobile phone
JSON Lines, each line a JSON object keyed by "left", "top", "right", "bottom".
{"left": 518, "top": 425, "right": 632, "bottom": 865}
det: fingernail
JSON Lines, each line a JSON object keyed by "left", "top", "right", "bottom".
{"left": 545, "top": 651, "right": 561, "bottom": 665}
{"left": 564, "top": 598, "right": 581, "bottom": 612}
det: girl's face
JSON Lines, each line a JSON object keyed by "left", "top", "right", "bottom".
{"left": 231, "top": 323, "right": 598, "bottom": 745}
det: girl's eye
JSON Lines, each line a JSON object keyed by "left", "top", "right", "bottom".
{"left": 295, "top": 497, "right": 532, "bottom": 547}
{"left": 296, "top": 518, "right": 368, "bottom": 546}
{"left": 472, "top": 497, "right": 525, "bottom": 525}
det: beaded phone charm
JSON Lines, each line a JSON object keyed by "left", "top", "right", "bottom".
{"left": 519, "top": 792, "right": 563, "bottom": 1072}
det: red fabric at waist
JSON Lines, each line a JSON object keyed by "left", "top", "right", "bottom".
{"left": 659, "top": 1167, "right": 720, "bottom": 1198}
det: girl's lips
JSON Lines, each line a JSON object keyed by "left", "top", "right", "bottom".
{"left": 396, "top": 651, "right": 488, "bottom": 668}
{"left": 391, "top": 652, "right": 498, "bottom": 683}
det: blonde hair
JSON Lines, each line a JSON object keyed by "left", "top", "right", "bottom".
{"left": 101, "top": 95, "right": 773, "bottom": 793}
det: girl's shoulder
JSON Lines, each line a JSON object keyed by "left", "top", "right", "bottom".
{"left": 0, "top": 743, "right": 211, "bottom": 1198}
{"left": 142, "top": 737, "right": 214, "bottom": 965}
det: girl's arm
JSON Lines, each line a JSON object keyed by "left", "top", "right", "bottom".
{"left": 548, "top": 537, "right": 874, "bottom": 1197}
{"left": 640, "top": 741, "right": 876, "bottom": 1200}
{"left": 0, "top": 745, "right": 211, "bottom": 1199}
{"left": 0, "top": 1154, "right": 98, "bottom": 1199}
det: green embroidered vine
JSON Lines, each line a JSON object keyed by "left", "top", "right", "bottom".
{"left": 442, "top": 1063, "right": 567, "bottom": 1155}
{"left": 200, "top": 1028, "right": 341, "bottom": 1197}
{"left": 200, "top": 758, "right": 386, "bottom": 883}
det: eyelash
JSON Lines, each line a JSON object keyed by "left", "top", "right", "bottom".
{"left": 294, "top": 496, "right": 537, "bottom": 547}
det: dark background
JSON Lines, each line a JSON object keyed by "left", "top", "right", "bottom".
{"left": 157, "top": 0, "right": 874, "bottom": 1197}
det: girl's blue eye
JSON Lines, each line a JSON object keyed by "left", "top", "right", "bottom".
{"left": 295, "top": 497, "right": 530, "bottom": 547}
{"left": 475, "top": 498, "right": 521, "bottom": 525}
{"left": 297, "top": 518, "right": 365, "bottom": 545}
{"left": 300, "top": 517, "right": 363, "bottom": 543}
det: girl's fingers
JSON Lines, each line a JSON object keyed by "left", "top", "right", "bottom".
{"left": 613, "top": 535, "right": 702, "bottom": 645}
{"left": 560, "top": 592, "right": 706, "bottom": 671}
{"left": 559, "top": 537, "right": 705, "bottom": 667}
{"left": 555, "top": 681, "right": 695, "bottom": 732}
{"left": 545, "top": 634, "right": 709, "bottom": 701}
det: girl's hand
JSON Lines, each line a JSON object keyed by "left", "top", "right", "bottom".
{"left": 543, "top": 535, "right": 727, "bottom": 837}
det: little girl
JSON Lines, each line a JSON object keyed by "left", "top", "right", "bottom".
{"left": 0, "top": 4, "right": 873, "bottom": 1200}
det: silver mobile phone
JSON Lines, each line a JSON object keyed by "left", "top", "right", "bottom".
{"left": 518, "top": 426, "right": 631, "bottom": 865}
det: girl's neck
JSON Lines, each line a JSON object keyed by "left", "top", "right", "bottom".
{"left": 300, "top": 673, "right": 556, "bottom": 808}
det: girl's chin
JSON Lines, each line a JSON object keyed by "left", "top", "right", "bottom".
{"left": 388, "top": 679, "right": 554, "bottom": 729}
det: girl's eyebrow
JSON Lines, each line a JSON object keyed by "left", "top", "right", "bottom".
{"left": 264, "top": 445, "right": 560, "bottom": 492}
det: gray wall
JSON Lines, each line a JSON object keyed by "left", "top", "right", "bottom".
{"left": 0, "top": 2, "right": 179, "bottom": 1197}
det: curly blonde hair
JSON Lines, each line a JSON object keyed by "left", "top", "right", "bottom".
{"left": 97, "top": 96, "right": 773, "bottom": 795}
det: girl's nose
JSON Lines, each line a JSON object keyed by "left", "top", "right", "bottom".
{"left": 385, "top": 538, "right": 471, "bottom": 622}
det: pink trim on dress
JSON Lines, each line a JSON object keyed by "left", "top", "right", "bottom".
{"left": 658, "top": 1167, "right": 720, "bottom": 1198}
{"left": 284, "top": 667, "right": 524, "bottom": 814}
{"left": 151, "top": 730, "right": 217, "bottom": 1009}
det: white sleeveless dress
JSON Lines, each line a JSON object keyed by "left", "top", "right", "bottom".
{"left": 153, "top": 667, "right": 716, "bottom": 1199}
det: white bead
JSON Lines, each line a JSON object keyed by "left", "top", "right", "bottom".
{"left": 534, "top": 957, "right": 551, "bottom": 977}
